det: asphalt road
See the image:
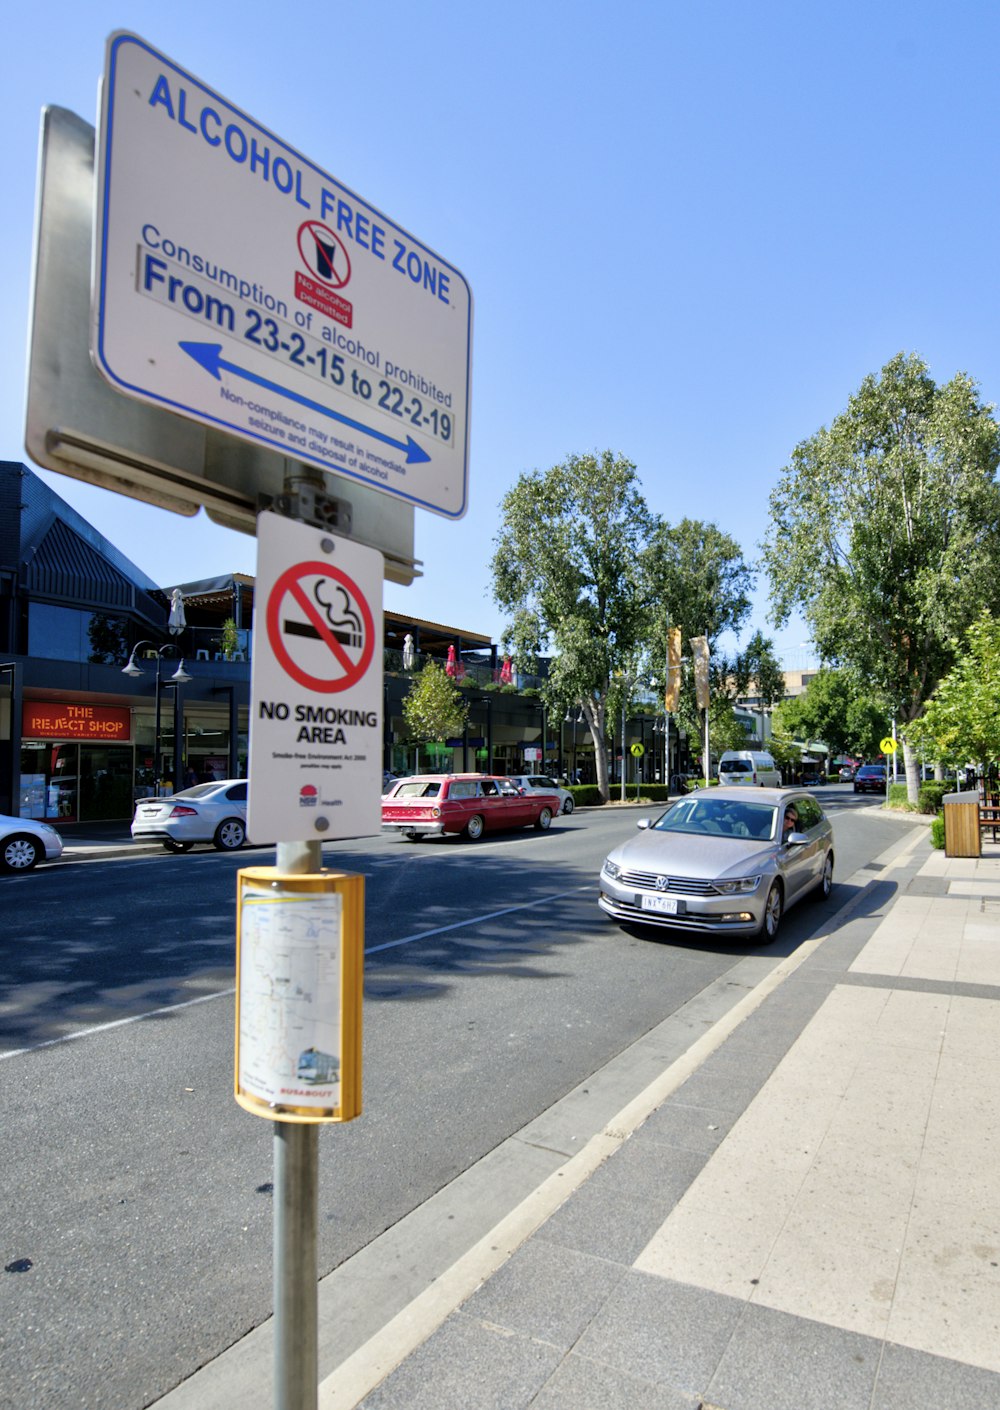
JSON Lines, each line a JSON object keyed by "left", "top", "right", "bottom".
{"left": 0, "top": 788, "right": 915, "bottom": 1409}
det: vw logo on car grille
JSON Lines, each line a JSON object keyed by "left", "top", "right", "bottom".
{"left": 655, "top": 876, "right": 669, "bottom": 891}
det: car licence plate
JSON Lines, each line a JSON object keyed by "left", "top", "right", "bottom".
{"left": 640, "top": 893, "right": 678, "bottom": 914}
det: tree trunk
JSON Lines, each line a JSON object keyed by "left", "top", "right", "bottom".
{"left": 583, "top": 700, "right": 610, "bottom": 802}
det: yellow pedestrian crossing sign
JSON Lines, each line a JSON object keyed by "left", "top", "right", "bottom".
{"left": 630, "top": 743, "right": 645, "bottom": 758}
{"left": 880, "top": 737, "right": 897, "bottom": 755}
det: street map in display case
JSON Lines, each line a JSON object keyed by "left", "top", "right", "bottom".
{"left": 92, "top": 32, "right": 472, "bottom": 519}
{"left": 237, "top": 881, "right": 344, "bottom": 1114}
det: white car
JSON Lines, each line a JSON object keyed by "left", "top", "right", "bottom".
{"left": 0, "top": 813, "right": 64, "bottom": 872}
{"left": 506, "top": 774, "right": 575, "bottom": 815}
{"left": 131, "top": 779, "right": 249, "bottom": 852}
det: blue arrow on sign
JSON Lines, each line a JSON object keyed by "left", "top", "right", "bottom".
{"left": 179, "top": 341, "right": 431, "bottom": 465}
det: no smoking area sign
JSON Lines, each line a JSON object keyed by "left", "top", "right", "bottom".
{"left": 248, "top": 512, "right": 383, "bottom": 844}
{"left": 266, "top": 560, "right": 375, "bottom": 693}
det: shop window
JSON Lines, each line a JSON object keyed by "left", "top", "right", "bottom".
{"left": 28, "top": 604, "right": 129, "bottom": 664}
{"left": 20, "top": 742, "right": 78, "bottom": 820}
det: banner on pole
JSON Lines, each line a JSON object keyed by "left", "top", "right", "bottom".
{"left": 665, "top": 628, "right": 682, "bottom": 712}
{"left": 690, "top": 635, "right": 710, "bottom": 712}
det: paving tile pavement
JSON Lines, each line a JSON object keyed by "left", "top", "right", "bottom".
{"left": 348, "top": 835, "right": 1000, "bottom": 1410}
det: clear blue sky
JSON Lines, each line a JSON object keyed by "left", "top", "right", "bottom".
{"left": 5, "top": 1, "right": 998, "bottom": 668}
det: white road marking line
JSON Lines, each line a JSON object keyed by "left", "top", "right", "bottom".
{"left": 0, "top": 987, "right": 234, "bottom": 1061}
{"left": 0, "top": 886, "right": 596, "bottom": 1059}
{"left": 364, "top": 885, "right": 592, "bottom": 953}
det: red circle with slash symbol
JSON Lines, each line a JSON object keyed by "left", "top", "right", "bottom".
{"left": 266, "top": 561, "right": 375, "bottom": 693}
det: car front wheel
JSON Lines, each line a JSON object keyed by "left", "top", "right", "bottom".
{"left": 2, "top": 835, "right": 42, "bottom": 872}
{"left": 534, "top": 806, "right": 553, "bottom": 830}
{"left": 562, "top": 797, "right": 575, "bottom": 815}
{"left": 214, "top": 818, "right": 246, "bottom": 851}
{"left": 464, "top": 814, "right": 485, "bottom": 841}
{"left": 758, "top": 881, "right": 783, "bottom": 943}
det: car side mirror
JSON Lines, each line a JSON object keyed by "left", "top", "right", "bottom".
{"left": 637, "top": 817, "right": 651, "bottom": 830}
{"left": 785, "top": 830, "right": 809, "bottom": 846}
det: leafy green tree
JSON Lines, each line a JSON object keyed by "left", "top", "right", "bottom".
{"left": 709, "top": 699, "right": 754, "bottom": 757}
{"left": 491, "top": 451, "right": 653, "bottom": 801}
{"left": 908, "top": 611, "right": 1000, "bottom": 771}
{"left": 738, "top": 630, "right": 786, "bottom": 745}
{"left": 401, "top": 661, "right": 468, "bottom": 760}
{"left": 763, "top": 352, "right": 1000, "bottom": 801}
{"left": 766, "top": 727, "right": 802, "bottom": 773}
{"left": 643, "top": 518, "right": 754, "bottom": 658}
{"left": 773, "top": 669, "right": 887, "bottom": 761}
{"left": 220, "top": 617, "right": 240, "bottom": 659}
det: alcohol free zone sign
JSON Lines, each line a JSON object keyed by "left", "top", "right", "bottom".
{"left": 93, "top": 32, "right": 472, "bottom": 518}
{"left": 248, "top": 513, "right": 383, "bottom": 844}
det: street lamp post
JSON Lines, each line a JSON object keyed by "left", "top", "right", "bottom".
{"left": 564, "top": 709, "right": 583, "bottom": 783}
{"left": 122, "top": 642, "right": 192, "bottom": 797}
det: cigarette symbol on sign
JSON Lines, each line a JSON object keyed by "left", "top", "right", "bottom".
{"left": 266, "top": 561, "right": 376, "bottom": 693}
{"left": 284, "top": 581, "right": 363, "bottom": 649}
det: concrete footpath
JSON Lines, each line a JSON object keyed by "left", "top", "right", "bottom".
{"left": 310, "top": 825, "right": 1000, "bottom": 1410}
{"left": 84, "top": 809, "right": 998, "bottom": 1409}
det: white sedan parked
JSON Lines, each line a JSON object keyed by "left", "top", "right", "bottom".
{"left": 131, "top": 780, "right": 249, "bottom": 852}
{"left": 0, "top": 813, "right": 64, "bottom": 872}
{"left": 506, "top": 774, "right": 576, "bottom": 815}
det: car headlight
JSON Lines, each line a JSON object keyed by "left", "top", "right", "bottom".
{"left": 715, "top": 875, "right": 762, "bottom": 895}
{"left": 602, "top": 858, "right": 622, "bottom": 880}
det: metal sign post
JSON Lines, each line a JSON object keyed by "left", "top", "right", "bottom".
{"left": 235, "top": 858, "right": 364, "bottom": 1410}
{"left": 241, "top": 492, "right": 378, "bottom": 1409}
{"left": 880, "top": 735, "right": 898, "bottom": 805}
{"left": 274, "top": 1107, "right": 318, "bottom": 1410}
{"left": 630, "top": 741, "right": 644, "bottom": 800}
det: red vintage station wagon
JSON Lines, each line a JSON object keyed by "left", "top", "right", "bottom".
{"left": 381, "top": 773, "right": 562, "bottom": 842}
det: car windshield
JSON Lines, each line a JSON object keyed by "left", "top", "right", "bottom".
{"left": 859, "top": 766, "right": 884, "bottom": 776}
{"left": 652, "top": 796, "right": 777, "bottom": 841}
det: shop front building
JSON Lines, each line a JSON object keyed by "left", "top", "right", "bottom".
{"left": 20, "top": 700, "right": 134, "bottom": 822}
{"left": 0, "top": 462, "right": 250, "bottom": 821}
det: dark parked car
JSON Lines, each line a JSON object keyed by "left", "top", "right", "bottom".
{"left": 853, "top": 764, "right": 887, "bottom": 794}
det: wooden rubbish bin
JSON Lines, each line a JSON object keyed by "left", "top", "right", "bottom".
{"left": 943, "top": 792, "right": 981, "bottom": 858}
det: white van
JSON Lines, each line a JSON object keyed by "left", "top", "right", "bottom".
{"left": 718, "top": 750, "right": 781, "bottom": 788}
